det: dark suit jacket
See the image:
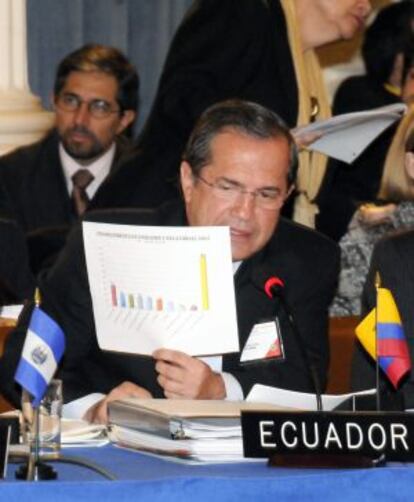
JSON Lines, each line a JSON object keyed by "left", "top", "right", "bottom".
{"left": 0, "top": 201, "right": 339, "bottom": 406}
{"left": 0, "top": 130, "right": 171, "bottom": 274}
{"left": 0, "top": 218, "right": 34, "bottom": 302}
{"left": 351, "top": 230, "right": 414, "bottom": 409}
{"left": 105, "top": 0, "right": 298, "bottom": 205}
{"left": 0, "top": 130, "right": 136, "bottom": 233}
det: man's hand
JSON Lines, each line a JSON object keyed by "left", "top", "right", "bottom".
{"left": 85, "top": 381, "right": 152, "bottom": 424}
{"left": 153, "top": 348, "right": 226, "bottom": 399}
{"left": 290, "top": 129, "right": 322, "bottom": 150}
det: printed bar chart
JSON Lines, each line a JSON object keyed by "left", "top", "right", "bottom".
{"left": 109, "top": 254, "right": 210, "bottom": 313}
{"left": 83, "top": 222, "right": 239, "bottom": 356}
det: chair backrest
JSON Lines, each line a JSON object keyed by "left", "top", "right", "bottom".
{"left": 326, "top": 316, "right": 359, "bottom": 394}
{"left": 0, "top": 218, "right": 35, "bottom": 301}
{"left": 0, "top": 320, "right": 16, "bottom": 412}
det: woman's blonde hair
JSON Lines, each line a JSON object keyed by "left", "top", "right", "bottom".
{"left": 377, "top": 106, "right": 414, "bottom": 201}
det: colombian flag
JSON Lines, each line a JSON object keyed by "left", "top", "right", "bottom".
{"left": 356, "top": 287, "right": 411, "bottom": 388}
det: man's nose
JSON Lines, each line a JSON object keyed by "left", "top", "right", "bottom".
{"left": 231, "top": 191, "right": 256, "bottom": 219}
{"left": 73, "top": 102, "right": 90, "bottom": 126}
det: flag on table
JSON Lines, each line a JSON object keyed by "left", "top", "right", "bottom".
{"left": 15, "top": 306, "right": 65, "bottom": 407}
{"left": 356, "top": 287, "right": 411, "bottom": 388}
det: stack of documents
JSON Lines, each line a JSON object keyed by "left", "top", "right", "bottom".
{"left": 108, "top": 388, "right": 377, "bottom": 463}
{"left": 108, "top": 399, "right": 283, "bottom": 463}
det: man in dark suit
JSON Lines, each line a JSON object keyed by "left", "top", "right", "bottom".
{"left": 0, "top": 100, "right": 339, "bottom": 422}
{"left": 352, "top": 230, "right": 414, "bottom": 409}
{"left": 0, "top": 44, "right": 171, "bottom": 274}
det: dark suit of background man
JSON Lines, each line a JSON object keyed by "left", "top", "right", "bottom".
{"left": 0, "top": 100, "right": 340, "bottom": 423}
{"left": 0, "top": 44, "right": 170, "bottom": 276}
{"left": 352, "top": 230, "right": 414, "bottom": 409}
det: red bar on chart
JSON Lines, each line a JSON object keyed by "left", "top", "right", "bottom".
{"left": 111, "top": 284, "right": 117, "bottom": 307}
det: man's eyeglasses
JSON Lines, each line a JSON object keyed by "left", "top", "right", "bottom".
{"left": 55, "top": 93, "right": 121, "bottom": 119}
{"left": 195, "top": 174, "right": 287, "bottom": 210}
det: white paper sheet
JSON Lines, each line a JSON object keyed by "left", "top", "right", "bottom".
{"left": 0, "top": 304, "right": 23, "bottom": 320}
{"left": 246, "top": 384, "right": 377, "bottom": 411}
{"left": 83, "top": 222, "right": 239, "bottom": 356}
{"left": 293, "top": 103, "right": 406, "bottom": 164}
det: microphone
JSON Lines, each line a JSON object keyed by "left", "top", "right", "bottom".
{"left": 264, "top": 276, "right": 323, "bottom": 412}
{"left": 264, "top": 277, "right": 285, "bottom": 299}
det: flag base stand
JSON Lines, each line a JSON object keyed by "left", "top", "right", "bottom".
{"left": 12, "top": 454, "right": 116, "bottom": 481}
{"left": 15, "top": 461, "right": 57, "bottom": 480}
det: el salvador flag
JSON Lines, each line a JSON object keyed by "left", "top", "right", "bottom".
{"left": 15, "top": 306, "right": 65, "bottom": 407}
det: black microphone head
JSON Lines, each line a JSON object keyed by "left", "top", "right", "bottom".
{"left": 264, "top": 276, "right": 285, "bottom": 299}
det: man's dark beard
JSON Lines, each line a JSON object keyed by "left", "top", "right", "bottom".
{"left": 61, "top": 125, "right": 105, "bottom": 161}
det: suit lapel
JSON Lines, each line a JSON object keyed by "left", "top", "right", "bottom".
{"left": 31, "top": 133, "right": 74, "bottom": 227}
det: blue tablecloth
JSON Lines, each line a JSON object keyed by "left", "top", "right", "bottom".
{"left": 3, "top": 445, "right": 414, "bottom": 501}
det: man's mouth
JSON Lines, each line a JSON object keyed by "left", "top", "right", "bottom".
{"left": 230, "top": 228, "right": 251, "bottom": 239}
{"left": 67, "top": 128, "right": 93, "bottom": 143}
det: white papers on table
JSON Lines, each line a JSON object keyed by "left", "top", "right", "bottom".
{"left": 0, "top": 304, "right": 23, "bottom": 320}
{"left": 110, "top": 425, "right": 260, "bottom": 464}
{"left": 61, "top": 419, "right": 108, "bottom": 447}
{"left": 83, "top": 223, "right": 238, "bottom": 356}
{"left": 246, "top": 384, "right": 377, "bottom": 411}
{"left": 293, "top": 103, "right": 406, "bottom": 163}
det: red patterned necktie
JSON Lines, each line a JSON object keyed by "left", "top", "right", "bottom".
{"left": 71, "top": 169, "right": 94, "bottom": 216}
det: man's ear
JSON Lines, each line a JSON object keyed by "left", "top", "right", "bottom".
{"left": 180, "top": 161, "right": 195, "bottom": 203}
{"left": 116, "top": 110, "right": 136, "bottom": 134}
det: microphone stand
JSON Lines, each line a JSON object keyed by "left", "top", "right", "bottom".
{"left": 271, "top": 288, "right": 323, "bottom": 412}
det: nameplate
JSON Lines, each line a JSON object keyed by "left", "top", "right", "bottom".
{"left": 241, "top": 411, "right": 414, "bottom": 461}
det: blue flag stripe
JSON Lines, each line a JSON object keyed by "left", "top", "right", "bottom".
{"left": 29, "top": 308, "right": 65, "bottom": 361}
{"left": 379, "top": 356, "right": 393, "bottom": 372}
{"left": 15, "top": 358, "right": 47, "bottom": 407}
{"left": 377, "top": 323, "right": 405, "bottom": 340}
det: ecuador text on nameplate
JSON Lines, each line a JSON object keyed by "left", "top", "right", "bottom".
{"left": 241, "top": 411, "right": 414, "bottom": 461}
{"left": 83, "top": 222, "right": 238, "bottom": 356}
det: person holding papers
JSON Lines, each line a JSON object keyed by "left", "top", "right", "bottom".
{"left": 0, "top": 100, "right": 339, "bottom": 423}
{"left": 317, "top": 2, "right": 414, "bottom": 241}
{"left": 103, "top": 0, "right": 371, "bottom": 228}
{"left": 351, "top": 230, "right": 414, "bottom": 410}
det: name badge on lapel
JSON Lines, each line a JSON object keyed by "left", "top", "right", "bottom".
{"left": 240, "top": 318, "right": 285, "bottom": 364}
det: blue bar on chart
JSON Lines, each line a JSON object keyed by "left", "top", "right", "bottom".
{"left": 110, "top": 264, "right": 209, "bottom": 312}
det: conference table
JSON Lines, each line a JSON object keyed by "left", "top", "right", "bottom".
{"left": 3, "top": 444, "right": 414, "bottom": 501}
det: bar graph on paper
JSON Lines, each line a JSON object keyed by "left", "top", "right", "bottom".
{"left": 83, "top": 222, "right": 239, "bottom": 356}
{"left": 109, "top": 253, "right": 209, "bottom": 312}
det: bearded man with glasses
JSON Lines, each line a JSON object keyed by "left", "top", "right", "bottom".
{"left": 0, "top": 100, "right": 340, "bottom": 424}
{"left": 0, "top": 44, "right": 171, "bottom": 276}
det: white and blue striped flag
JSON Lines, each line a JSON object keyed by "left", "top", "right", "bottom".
{"left": 15, "top": 306, "right": 65, "bottom": 407}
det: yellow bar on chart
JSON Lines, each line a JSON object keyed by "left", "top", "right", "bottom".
{"left": 200, "top": 254, "right": 209, "bottom": 310}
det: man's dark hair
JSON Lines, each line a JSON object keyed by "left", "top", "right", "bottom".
{"left": 54, "top": 44, "right": 139, "bottom": 113}
{"left": 362, "top": 2, "right": 414, "bottom": 86}
{"left": 182, "top": 99, "right": 298, "bottom": 186}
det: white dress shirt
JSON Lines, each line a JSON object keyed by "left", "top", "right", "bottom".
{"left": 59, "top": 142, "right": 116, "bottom": 199}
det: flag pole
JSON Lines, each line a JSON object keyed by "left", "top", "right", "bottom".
{"left": 21, "top": 289, "right": 56, "bottom": 481}
{"left": 375, "top": 272, "right": 381, "bottom": 411}
{"left": 26, "top": 289, "right": 41, "bottom": 481}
